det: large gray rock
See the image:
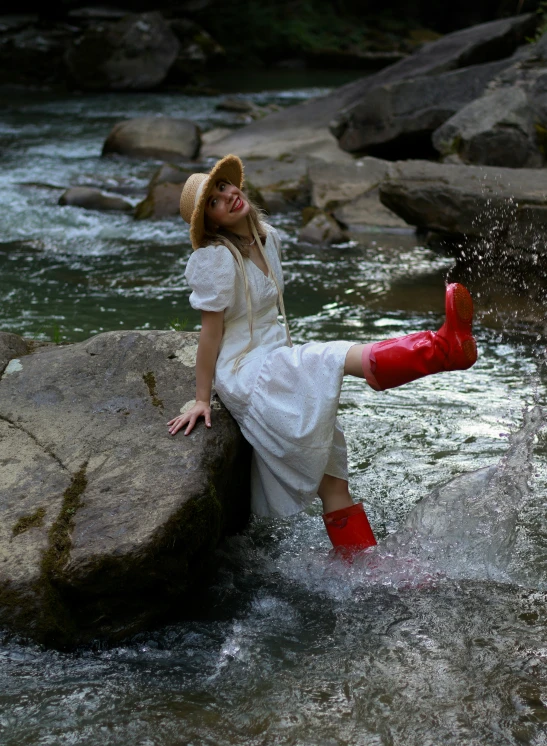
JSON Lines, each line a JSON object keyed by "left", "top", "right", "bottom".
{"left": 308, "top": 158, "right": 407, "bottom": 230}
{"left": 202, "top": 14, "right": 536, "bottom": 162}
{"left": 299, "top": 212, "right": 347, "bottom": 244}
{"left": 430, "top": 32, "right": 547, "bottom": 168}
{"left": 432, "top": 87, "right": 540, "bottom": 168}
{"left": 59, "top": 187, "right": 133, "bottom": 212}
{"left": 0, "top": 330, "right": 251, "bottom": 647}
{"left": 332, "top": 59, "right": 511, "bottom": 155}
{"left": 135, "top": 182, "right": 185, "bottom": 219}
{"left": 65, "top": 12, "right": 179, "bottom": 91}
{"left": 102, "top": 117, "right": 201, "bottom": 161}
{"left": 135, "top": 163, "right": 202, "bottom": 219}
{"left": 379, "top": 159, "right": 547, "bottom": 261}
{"left": 333, "top": 190, "right": 410, "bottom": 232}
{"left": 244, "top": 157, "right": 311, "bottom": 212}
{"left": 308, "top": 157, "right": 391, "bottom": 209}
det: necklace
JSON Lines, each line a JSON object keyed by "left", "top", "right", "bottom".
{"left": 238, "top": 233, "right": 256, "bottom": 246}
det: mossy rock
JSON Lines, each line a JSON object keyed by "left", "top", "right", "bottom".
{"left": 0, "top": 330, "right": 251, "bottom": 647}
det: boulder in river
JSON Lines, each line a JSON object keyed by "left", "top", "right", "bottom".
{"left": 136, "top": 163, "right": 203, "bottom": 219}
{"left": 378, "top": 159, "right": 547, "bottom": 263}
{"left": 135, "top": 182, "right": 186, "bottom": 220}
{"left": 58, "top": 187, "right": 133, "bottom": 212}
{"left": 0, "top": 330, "right": 251, "bottom": 647}
{"left": 202, "top": 14, "right": 536, "bottom": 163}
{"left": 331, "top": 59, "right": 512, "bottom": 157}
{"left": 65, "top": 12, "right": 180, "bottom": 91}
{"left": 216, "top": 97, "right": 260, "bottom": 114}
{"left": 430, "top": 35, "right": 547, "bottom": 168}
{"left": 244, "top": 156, "right": 311, "bottom": 213}
{"left": 299, "top": 212, "right": 347, "bottom": 244}
{"left": 102, "top": 117, "right": 201, "bottom": 161}
{"left": 432, "top": 86, "right": 541, "bottom": 168}
{"left": 149, "top": 163, "right": 195, "bottom": 187}
{"left": 333, "top": 190, "right": 410, "bottom": 232}
{"left": 308, "top": 158, "right": 408, "bottom": 230}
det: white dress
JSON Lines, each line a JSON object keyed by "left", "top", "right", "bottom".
{"left": 185, "top": 224, "right": 355, "bottom": 517}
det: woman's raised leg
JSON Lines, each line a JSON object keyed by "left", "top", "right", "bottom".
{"left": 344, "top": 283, "right": 477, "bottom": 391}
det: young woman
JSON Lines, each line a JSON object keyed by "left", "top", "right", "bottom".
{"left": 167, "top": 154, "right": 477, "bottom": 554}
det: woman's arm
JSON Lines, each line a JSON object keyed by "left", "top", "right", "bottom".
{"left": 167, "top": 310, "right": 225, "bottom": 436}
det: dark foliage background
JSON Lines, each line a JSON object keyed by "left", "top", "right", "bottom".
{"left": 1, "top": 1, "right": 543, "bottom": 70}
{"left": 6, "top": 1, "right": 542, "bottom": 32}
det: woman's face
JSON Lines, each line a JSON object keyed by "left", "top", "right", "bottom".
{"left": 204, "top": 180, "right": 250, "bottom": 232}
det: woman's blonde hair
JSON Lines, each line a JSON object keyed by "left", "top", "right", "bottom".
{"left": 200, "top": 192, "right": 292, "bottom": 370}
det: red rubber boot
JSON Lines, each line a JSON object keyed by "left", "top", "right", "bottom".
{"left": 323, "top": 503, "right": 377, "bottom": 557}
{"left": 363, "top": 283, "right": 477, "bottom": 391}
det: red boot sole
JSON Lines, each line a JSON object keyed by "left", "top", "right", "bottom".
{"left": 462, "top": 337, "right": 478, "bottom": 366}
{"left": 442, "top": 283, "right": 477, "bottom": 369}
{"left": 453, "top": 283, "right": 473, "bottom": 324}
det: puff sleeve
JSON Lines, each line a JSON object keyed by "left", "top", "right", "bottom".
{"left": 185, "top": 244, "right": 237, "bottom": 312}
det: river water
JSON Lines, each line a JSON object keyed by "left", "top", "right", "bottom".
{"left": 0, "top": 82, "right": 546, "bottom": 746}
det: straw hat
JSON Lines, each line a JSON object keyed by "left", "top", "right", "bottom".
{"left": 179, "top": 154, "right": 244, "bottom": 250}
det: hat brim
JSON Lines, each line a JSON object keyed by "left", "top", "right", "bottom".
{"left": 189, "top": 154, "right": 244, "bottom": 250}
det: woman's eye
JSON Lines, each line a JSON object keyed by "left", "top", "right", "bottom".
{"left": 219, "top": 183, "right": 225, "bottom": 191}
{"left": 211, "top": 198, "right": 217, "bottom": 208}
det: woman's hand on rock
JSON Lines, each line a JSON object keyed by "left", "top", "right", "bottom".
{"left": 168, "top": 401, "right": 211, "bottom": 436}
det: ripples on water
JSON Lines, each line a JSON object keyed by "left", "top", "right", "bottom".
{"left": 0, "top": 89, "right": 546, "bottom": 745}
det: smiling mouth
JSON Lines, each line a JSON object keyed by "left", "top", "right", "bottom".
{"left": 231, "top": 196, "right": 243, "bottom": 212}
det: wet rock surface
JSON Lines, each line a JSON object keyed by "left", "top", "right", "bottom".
{"left": 135, "top": 181, "right": 185, "bottom": 219}
{"left": 433, "top": 86, "right": 540, "bottom": 168}
{"left": 379, "top": 159, "right": 547, "bottom": 261}
{"left": 430, "top": 40, "right": 547, "bottom": 168}
{"left": 0, "top": 330, "right": 251, "bottom": 647}
{"left": 58, "top": 187, "right": 133, "bottom": 212}
{"left": 307, "top": 158, "right": 407, "bottom": 230}
{"left": 332, "top": 59, "right": 511, "bottom": 156}
{"left": 102, "top": 117, "right": 201, "bottom": 161}
{"left": 244, "top": 157, "right": 311, "bottom": 212}
{"left": 299, "top": 212, "right": 346, "bottom": 244}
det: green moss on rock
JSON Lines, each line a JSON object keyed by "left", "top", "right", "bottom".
{"left": 42, "top": 463, "right": 88, "bottom": 578}
{"left": 302, "top": 206, "right": 321, "bottom": 226}
{"left": 12, "top": 507, "right": 46, "bottom": 536}
{"left": 134, "top": 195, "right": 155, "bottom": 220}
{"left": 143, "top": 371, "right": 164, "bottom": 409}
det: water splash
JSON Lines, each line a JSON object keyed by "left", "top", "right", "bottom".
{"left": 262, "top": 406, "right": 545, "bottom": 598}
{"left": 380, "top": 405, "right": 544, "bottom": 583}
